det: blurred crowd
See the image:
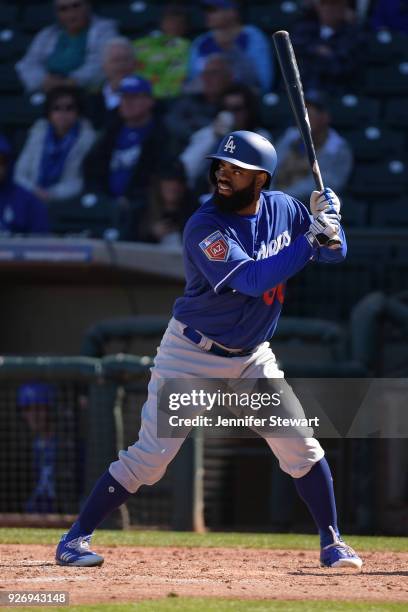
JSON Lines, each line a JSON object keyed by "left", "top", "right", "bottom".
{"left": 0, "top": 0, "right": 406, "bottom": 242}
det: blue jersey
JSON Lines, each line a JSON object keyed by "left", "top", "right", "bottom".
{"left": 173, "top": 190, "right": 346, "bottom": 349}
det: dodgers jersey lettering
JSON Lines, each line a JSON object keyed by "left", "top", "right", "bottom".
{"left": 173, "top": 190, "right": 344, "bottom": 349}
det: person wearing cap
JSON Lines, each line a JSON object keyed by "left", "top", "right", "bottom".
{"left": 0, "top": 135, "right": 50, "bottom": 235}
{"left": 83, "top": 75, "right": 167, "bottom": 240}
{"left": 187, "top": 0, "right": 274, "bottom": 94}
{"left": 14, "top": 86, "right": 96, "bottom": 204}
{"left": 133, "top": 3, "right": 191, "bottom": 99}
{"left": 17, "top": 383, "right": 58, "bottom": 513}
{"left": 273, "top": 91, "right": 353, "bottom": 202}
{"left": 16, "top": 0, "right": 118, "bottom": 93}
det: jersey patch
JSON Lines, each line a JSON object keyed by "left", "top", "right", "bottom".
{"left": 199, "top": 231, "right": 230, "bottom": 262}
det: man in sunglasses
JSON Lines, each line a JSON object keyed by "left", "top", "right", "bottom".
{"left": 16, "top": 0, "right": 118, "bottom": 93}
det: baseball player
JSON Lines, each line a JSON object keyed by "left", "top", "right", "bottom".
{"left": 56, "top": 131, "right": 362, "bottom": 570}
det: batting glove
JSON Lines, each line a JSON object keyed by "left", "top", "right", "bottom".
{"left": 310, "top": 187, "right": 341, "bottom": 218}
{"left": 305, "top": 212, "right": 342, "bottom": 248}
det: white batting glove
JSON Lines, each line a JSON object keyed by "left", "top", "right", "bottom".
{"left": 310, "top": 187, "right": 341, "bottom": 217}
{"left": 305, "top": 212, "right": 342, "bottom": 248}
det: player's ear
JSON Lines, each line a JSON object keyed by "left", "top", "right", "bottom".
{"left": 256, "top": 171, "right": 268, "bottom": 190}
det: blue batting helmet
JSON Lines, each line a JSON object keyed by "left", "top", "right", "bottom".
{"left": 207, "top": 130, "right": 277, "bottom": 187}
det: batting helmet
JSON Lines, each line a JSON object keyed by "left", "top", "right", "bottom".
{"left": 207, "top": 130, "right": 277, "bottom": 187}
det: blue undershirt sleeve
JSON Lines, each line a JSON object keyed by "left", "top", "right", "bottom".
{"left": 229, "top": 235, "right": 315, "bottom": 297}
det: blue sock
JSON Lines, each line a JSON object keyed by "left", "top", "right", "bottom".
{"left": 293, "top": 457, "right": 340, "bottom": 548}
{"left": 66, "top": 470, "right": 131, "bottom": 540}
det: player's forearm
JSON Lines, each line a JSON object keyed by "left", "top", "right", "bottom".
{"left": 229, "top": 235, "right": 314, "bottom": 297}
{"left": 314, "top": 227, "right": 347, "bottom": 263}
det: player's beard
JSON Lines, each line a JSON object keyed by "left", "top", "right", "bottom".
{"left": 213, "top": 176, "right": 257, "bottom": 213}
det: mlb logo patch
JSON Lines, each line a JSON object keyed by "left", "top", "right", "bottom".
{"left": 199, "top": 231, "right": 230, "bottom": 261}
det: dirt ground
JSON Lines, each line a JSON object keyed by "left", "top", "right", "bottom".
{"left": 0, "top": 545, "right": 407, "bottom": 605}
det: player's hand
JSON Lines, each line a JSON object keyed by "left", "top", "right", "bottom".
{"left": 310, "top": 188, "right": 341, "bottom": 218}
{"left": 305, "top": 212, "right": 342, "bottom": 249}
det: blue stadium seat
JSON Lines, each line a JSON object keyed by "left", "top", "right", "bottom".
{"left": 361, "top": 30, "right": 407, "bottom": 67}
{"left": 260, "top": 92, "right": 293, "bottom": 132}
{"left": 99, "top": 2, "right": 161, "bottom": 35}
{"left": 0, "top": 31, "right": 32, "bottom": 62}
{"left": 348, "top": 160, "right": 407, "bottom": 198}
{"left": 0, "top": 92, "right": 45, "bottom": 128}
{"left": 328, "top": 94, "right": 380, "bottom": 130}
{"left": 0, "top": 63, "right": 22, "bottom": 92}
{"left": 339, "top": 197, "right": 368, "bottom": 228}
{"left": 21, "top": 4, "right": 53, "bottom": 33}
{"left": 371, "top": 198, "right": 408, "bottom": 227}
{"left": 364, "top": 63, "right": 408, "bottom": 96}
{"left": 47, "top": 193, "right": 119, "bottom": 238}
{"left": 0, "top": 5, "right": 18, "bottom": 28}
{"left": 384, "top": 98, "right": 408, "bottom": 129}
{"left": 246, "top": 2, "right": 301, "bottom": 33}
{"left": 345, "top": 127, "right": 405, "bottom": 162}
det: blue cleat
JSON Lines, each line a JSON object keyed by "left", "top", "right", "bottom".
{"left": 56, "top": 533, "right": 104, "bottom": 567}
{"left": 320, "top": 526, "right": 363, "bottom": 569}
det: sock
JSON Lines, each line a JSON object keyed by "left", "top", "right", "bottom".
{"left": 66, "top": 470, "right": 131, "bottom": 540}
{"left": 293, "top": 457, "right": 339, "bottom": 548}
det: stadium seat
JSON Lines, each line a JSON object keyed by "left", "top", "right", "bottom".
{"left": 363, "top": 63, "right": 408, "bottom": 97}
{"left": 99, "top": 2, "right": 161, "bottom": 35}
{"left": 260, "top": 92, "right": 293, "bottom": 132}
{"left": 339, "top": 196, "right": 368, "bottom": 228}
{"left": 384, "top": 98, "right": 408, "bottom": 129}
{"left": 246, "top": 2, "right": 301, "bottom": 33}
{"left": 348, "top": 160, "right": 407, "bottom": 198}
{"left": 47, "top": 193, "right": 119, "bottom": 238}
{"left": 345, "top": 127, "right": 405, "bottom": 162}
{"left": 0, "top": 63, "right": 23, "bottom": 92}
{"left": 0, "top": 6, "right": 18, "bottom": 28}
{"left": 21, "top": 4, "right": 53, "bottom": 33}
{"left": 371, "top": 198, "right": 408, "bottom": 228}
{"left": 328, "top": 94, "right": 380, "bottom": 130}
{"left": 0, "top": 93, "right": 45, "bottom": 128}
{"left": 361, "top": 30, "right": 407, "bottom": 67}
{"left": 0, "top": 31, "right": 31, "bottom": 62}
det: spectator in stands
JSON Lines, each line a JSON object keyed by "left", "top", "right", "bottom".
{"left": 141, "top": 160, "right": 196, "bottom": 246}
{"left": 371, "top": 0, "right": 408, "bottom": 34}
{"left": 180, "top": 83, "right": 271, "bottom": 189}
{"left": 83, "top": 75, "right": 165, "bottom": 240}
{"left": 165, "top": 53, "right": 234, "bottom": 153}
{"left": 133, "top": 4, "right": 191, "bottom": 99}
{"left": 87, "top": 37, "right": 137, "bottom": 128}
{"left": 16, "top": 0, "right": 118, "bottom": 92}
{"left": 273, "top": 91, "right": 353, "bottom": 201}
{"left": 291, "top": 0, "right": 365, "bottom": 93}
{"left": 187, "top": 0, "right": 273, "bottom": 94}
{"left": 0, "top": 135, "right": 50, "bottom": 234}
{"left": 17, "top": 383, "right": 58, "bottom": 514}
{"left": 14, "top": 87, "right": 96, "bottom": 203}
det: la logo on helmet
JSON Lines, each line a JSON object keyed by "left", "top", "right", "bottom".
{"left": 224, "top": 136, "right": 236, "bottom": 154}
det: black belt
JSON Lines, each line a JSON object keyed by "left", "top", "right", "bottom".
{"left": 182, "top": 326, "right": 253, "bottom": 358}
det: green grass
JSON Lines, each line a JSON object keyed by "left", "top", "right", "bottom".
{"left": 8, "top": 599, "right": 408, "bottom": 612}
{"left": 0, "top": 528, "right": 407, "bottom": 552}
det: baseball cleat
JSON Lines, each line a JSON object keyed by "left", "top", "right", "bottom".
{"left": 56, "top": 533, "right": 104, "bottom": 567}
{"left": 320, "top": 526, "right": 363, "bottom": 569}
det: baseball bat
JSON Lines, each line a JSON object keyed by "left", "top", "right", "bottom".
{"left": 272, "top": 30, "right": 341, "bottom": 248}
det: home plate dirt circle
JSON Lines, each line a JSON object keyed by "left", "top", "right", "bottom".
{"left": 1, "top": 545, "right": 407, "bottom": 605}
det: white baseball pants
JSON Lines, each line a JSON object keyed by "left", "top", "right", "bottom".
{"left": 109, "top": 317, "right": 324, "bottom": 493}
